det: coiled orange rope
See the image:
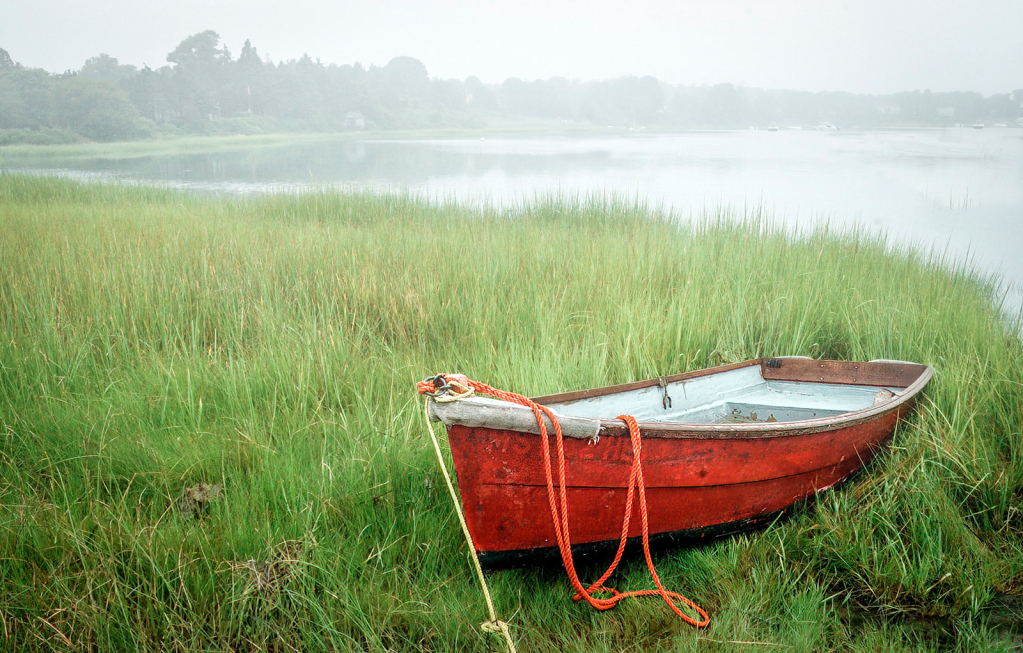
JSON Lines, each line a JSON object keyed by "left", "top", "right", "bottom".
{"left": 418, "top": 374, "right": 709, "bottom": 628}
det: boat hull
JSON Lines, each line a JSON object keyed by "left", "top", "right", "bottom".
{"left": 434, "top": 358, "right": 931, "bottom": 569}
{"left": 447, "top": 398, "right": 913, "bottom": 569}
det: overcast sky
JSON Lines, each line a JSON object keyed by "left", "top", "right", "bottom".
{"left": 2, "top": 0, "right": 1021, "bottom": 95}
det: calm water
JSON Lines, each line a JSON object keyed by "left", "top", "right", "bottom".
{"left": 11, "top": 128, "right": 1023, "bottom": 314}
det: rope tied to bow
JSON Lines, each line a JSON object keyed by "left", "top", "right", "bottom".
{"left": 419, "top": 373, "right": 709, "bottom": 631}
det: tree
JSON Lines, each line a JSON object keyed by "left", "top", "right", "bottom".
{"left": 166, "top": 30, "right": 232, "bottom": 125}
{"left": 464, "top": 76, "right": 496, "bottom": 110}
{"left": 50, "top": 76, "right": 147, "bottom": 141}
{"left": 705, "top": 83, "right": 745, "bottom": 125}
{"left": 80, "top": 53, "right": 137, "bottom": 84}
{"left": 0, "top": 76, "right": 27, "bottom": 128}
{"left": 0, "top": 47, "right": 16, "bottom": 70}
{"left": 383, "top": 56, "right": 428, "bottom": 97}
{"left": 429, "top": 78, "right": 465, "bottom": 111}
{"left": 120, "top": 65, "right": 172, "bottom": 122}
{"left": 230, "top": 39, "right": 266, "bottom": 115}
{"left": 0, "top": 67, "right": 52, "bottom": 128}
{"left": 167, "top": 30, "right": 230, "bottom": 68}
{"left": 500, "top": 77, "right": 567, "bottom": 118}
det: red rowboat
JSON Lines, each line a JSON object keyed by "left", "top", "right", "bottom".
{"left": 427, "top": 357, "right": 933, "bottom": 569}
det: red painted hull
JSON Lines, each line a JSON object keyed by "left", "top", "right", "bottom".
{"left": 446, "top": 404, "right": 910, "bottom": 568}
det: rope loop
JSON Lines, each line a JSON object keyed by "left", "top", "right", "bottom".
{"left": 419, "top": 374, "right": 709, "bottom": 629}
{"left": 480, "top": 620, "right": 511, "bottom": 634}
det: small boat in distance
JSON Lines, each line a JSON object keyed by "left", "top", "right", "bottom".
{"left": 767, "top": 123, "right": 779, "bottom": 131}
{"left": 973, "top": 122, "right": 985, "bottom": 129}
{"left": 428, "top": 357, "right": 933, "bottom": 568}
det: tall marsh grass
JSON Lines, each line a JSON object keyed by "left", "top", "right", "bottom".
{"left": 1, "top": 173, "right": 1022, "bottom": 651}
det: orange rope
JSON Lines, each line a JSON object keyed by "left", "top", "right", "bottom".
{"left": 418, "top": 374, "right": 709, "bottom": 628}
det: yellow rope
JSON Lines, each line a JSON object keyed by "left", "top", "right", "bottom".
{"left": 423, "top": 399, "right": 517, "bottom": 653}
{"left": 431, "top": 380, "right": 475, "bottom": 403}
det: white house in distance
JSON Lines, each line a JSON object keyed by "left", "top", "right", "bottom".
{"left": 344, "top": 111, "right": 366, "bottom": 131}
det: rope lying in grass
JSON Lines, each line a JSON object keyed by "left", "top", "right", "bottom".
{"left": 421, "top": 400, "right": 517, "bottom": 653}
{"left": 418, "top": 374, "right": 709, "bottom": 630}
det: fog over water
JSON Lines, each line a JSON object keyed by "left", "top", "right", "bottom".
{"left": 14, "top": 128, "right": 1023, "bottom": 315}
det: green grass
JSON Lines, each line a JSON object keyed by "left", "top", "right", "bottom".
{"left": 0, "top": 132, "right": 349, "bottom": 163}
{"left": 1, "top": 173, "right": 1022, "bottom": 652}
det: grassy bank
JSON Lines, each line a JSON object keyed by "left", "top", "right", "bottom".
{"left": 1, "top": 174, "right": 1022, "bottom": 651}
{"left": 0, "top": 133, "right": 352, "bottom": 163}
{"left": 0, "top": 123, "right": 614, "bottom": 164}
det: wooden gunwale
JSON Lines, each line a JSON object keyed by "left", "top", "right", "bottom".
{"left": 532, "top": 359, "right": 760, "bottom": 404}
{"left": 430, "top": 358, "right": 934, "bottom": 441}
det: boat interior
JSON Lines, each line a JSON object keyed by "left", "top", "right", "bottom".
{"left": 543, "top": 364, "right": 907, "bottom": 425}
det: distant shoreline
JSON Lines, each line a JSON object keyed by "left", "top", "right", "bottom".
{"left": 2, "top": 123, "right": 1019, "bottom": 163}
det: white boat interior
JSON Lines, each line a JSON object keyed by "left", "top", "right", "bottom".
{"left": 544, "top": 365, "right": 903, "bottom": 425}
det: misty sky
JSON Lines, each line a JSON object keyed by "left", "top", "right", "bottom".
{"left": 3, "top": 0, "right": 1021, "bottom": 95}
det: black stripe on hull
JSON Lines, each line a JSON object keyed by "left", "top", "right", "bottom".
{"left": 477, "top": 508, "right": 790, "bottom": 571}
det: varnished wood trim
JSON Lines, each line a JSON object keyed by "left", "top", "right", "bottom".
{"left": 760, "top": 358, "right": 929, "bottom": 387}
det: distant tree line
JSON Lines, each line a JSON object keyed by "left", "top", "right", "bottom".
{"left": 2, "top": 31, "right": 1022, "bottom": 144}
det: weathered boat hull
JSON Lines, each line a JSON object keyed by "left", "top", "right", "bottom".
{"left": 434, "top": 358, "right": 932, "bottom": 569}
